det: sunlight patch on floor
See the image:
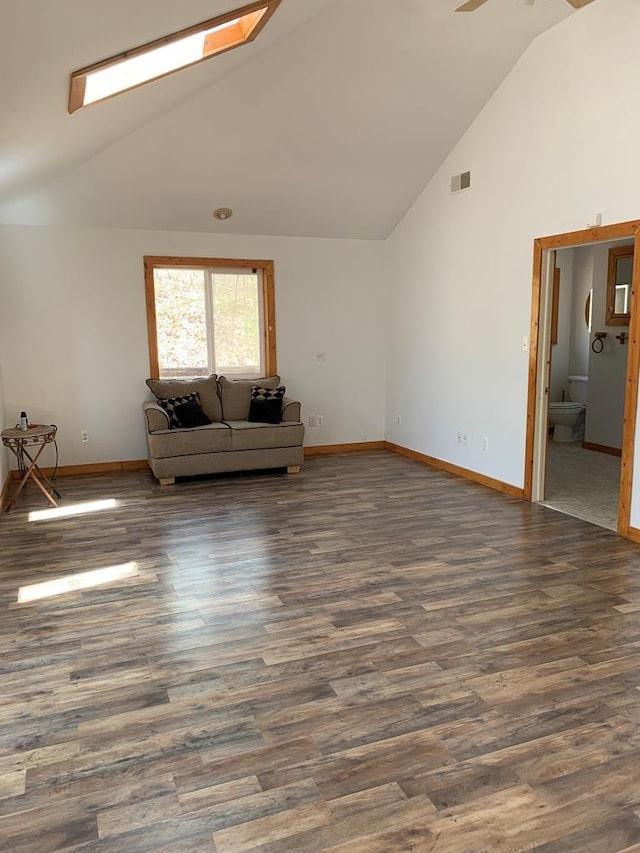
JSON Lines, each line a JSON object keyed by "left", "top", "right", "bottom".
{"left": 17, "top": 561, "right": 138, "bottom": 603}
{"left": 28, "top": 498, "right": 117, "bottom": 522}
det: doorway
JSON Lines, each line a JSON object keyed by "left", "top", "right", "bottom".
{"left": 524, "top": 220, "right": 640, "bottom": 538}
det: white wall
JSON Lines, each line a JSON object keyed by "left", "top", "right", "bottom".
{"left": 550, "top": 248, "right": 574, "bottom": 402}
{"left": 0, "top": 226, "right": 386, "bottom": 466}
{"left": 584, "top": 243, "right": 629, "bottom": 450}
{"left": 569, "top": 246, "right": 593, "bottom": 378}
{"left": 385, "top": 0, "right": 640, "bottom": 524}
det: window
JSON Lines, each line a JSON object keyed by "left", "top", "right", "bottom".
{"left": 68, "top": 1, "right": 281, "bottom": 113}
{"left": 144, "top": 256, "right": 276, "bottom": 379}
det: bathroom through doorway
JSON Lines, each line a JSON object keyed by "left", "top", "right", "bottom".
{"left": 524, "top": 219, "right": 640, "bottom": 538}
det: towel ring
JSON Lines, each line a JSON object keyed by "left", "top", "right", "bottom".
{"left": 591, "top": 337, "right": 604, "bottom": 354}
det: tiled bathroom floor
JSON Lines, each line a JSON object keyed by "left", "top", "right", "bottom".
{"left": 541, "top": 441, "right": 621, "bottom": 531}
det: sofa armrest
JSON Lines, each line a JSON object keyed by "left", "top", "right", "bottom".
{"left": 281, "top": 398, "right": 301, "bottom": 423}
{"left": 143, "top": 400, "right": 170, "bottom": 432}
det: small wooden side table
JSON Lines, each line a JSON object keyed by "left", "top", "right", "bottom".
{"left": 1, "top": 425, "right": 61, "bottom": 513}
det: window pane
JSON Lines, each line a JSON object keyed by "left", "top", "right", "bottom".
{"left": 212, "top": 272, "right": 261, "bottom": 374}
{"left": 615, "top": 284, "right": 630, "bottom": 314}
{"left": 154, "top": 268, "right": 208, "bottom": 378}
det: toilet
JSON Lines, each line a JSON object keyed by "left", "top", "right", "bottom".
{"left": 548, "top": 375, "right": 588, "bottom": 443}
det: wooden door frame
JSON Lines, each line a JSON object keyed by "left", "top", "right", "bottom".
{"left": 523, "top": 219, "right": 640, "bottom": 538}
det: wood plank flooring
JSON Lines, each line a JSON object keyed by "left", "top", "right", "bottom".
{"left": 1, "top": 450, "right": 640, "bottom": 851}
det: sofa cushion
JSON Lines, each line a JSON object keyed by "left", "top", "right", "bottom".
{"left": 174, "top": 398, "right": 211, "bottom": 428}
{"left": 146, "top": 375, "right": 222, "bottom": 422}
{"left": 225, "top": 420, "right": 304, "bottom": 451}
{"left": 218, "top": 375, "right": 281, "bottom": 421}
{"left": 157, "top": 393, "right": 201, "bottom": 428}
{"left": 147, "top": 423, "right": 232, "bottom": 458}
{"left": 248, "top": 386, "right": 285, "bottom": 424}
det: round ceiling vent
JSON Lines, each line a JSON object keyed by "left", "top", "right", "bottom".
{"left": 213, "top": 207, "right": 233, "bottom": 221}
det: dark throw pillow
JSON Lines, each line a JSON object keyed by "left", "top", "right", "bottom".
{"left": 248, "top": 386, "right": 285, "bottom": 424}
{"left": 158, "top": 392, "right": 202, "bottom": 429}
{"left": 174, "top": 398, "right": 212, "bottom": 428}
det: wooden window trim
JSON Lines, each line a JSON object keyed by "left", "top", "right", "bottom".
{"left": 606, "top": 244, "right": 633, "bottom": 326}
{"left": 143, "top": 255, "right": 277, "bottom": 380}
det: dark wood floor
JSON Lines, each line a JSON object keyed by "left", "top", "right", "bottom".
{"left": 2, "top": 451, "right": 640, "bottom": 851}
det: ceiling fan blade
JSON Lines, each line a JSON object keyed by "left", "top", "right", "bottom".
{"left": 565, "top": 0, "right": 596, "bottom": 7}
{"left": 455, "top": 0, "right": 490, "bottom": 11}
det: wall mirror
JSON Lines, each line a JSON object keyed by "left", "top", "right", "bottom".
{"left": 606, "top": 245, "right": 633, "bottom": 325}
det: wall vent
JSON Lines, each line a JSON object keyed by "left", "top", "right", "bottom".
{"left": 451, "top": 171, "right": 471, "bottom": 193}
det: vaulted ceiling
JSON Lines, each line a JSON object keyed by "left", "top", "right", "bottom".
{"left": 0, "top": 0, "right": 584, "bottom": 239}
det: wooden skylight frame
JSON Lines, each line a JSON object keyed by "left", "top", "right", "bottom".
{"left": 68, "top": 0, "right": 281, "bottom": 114}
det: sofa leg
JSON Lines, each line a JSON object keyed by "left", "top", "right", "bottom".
{"left": 287, "top": 465, "right": 301, "bottom": 474}
{"left": 158, "top": 477, "right": 175, "bottom": 486}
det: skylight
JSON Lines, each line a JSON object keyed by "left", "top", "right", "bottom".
{"left": 68, "top": 1, "right": 281, "bottom": 114}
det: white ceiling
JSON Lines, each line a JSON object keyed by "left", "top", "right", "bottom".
{"left": 0, "top": 0, "right": 583, "bottom": 239}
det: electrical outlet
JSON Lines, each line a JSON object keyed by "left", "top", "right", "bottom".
{"left": 308, "top": 416, "right": 317, "bottom": 427}
{"left": 316, "top": 415, "right": 324, "bottom": 426}
{"left": 457, "top": 431, "right": 463, "bottom": 444}
{"left": 463, "top": 433, "right": 469, "bottom": 446}
{"left": 397, "top": 415, "right": 402, "bottom": 425}
{"left": 482, "top": 436, "right": 489, "bottom": 452}
{"left": 81, "top": 429, "right": 89, "bottom": 443}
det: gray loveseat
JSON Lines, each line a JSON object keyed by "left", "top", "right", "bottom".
{"left": 143, "top": 374, "right": 304, "bottom": 484}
